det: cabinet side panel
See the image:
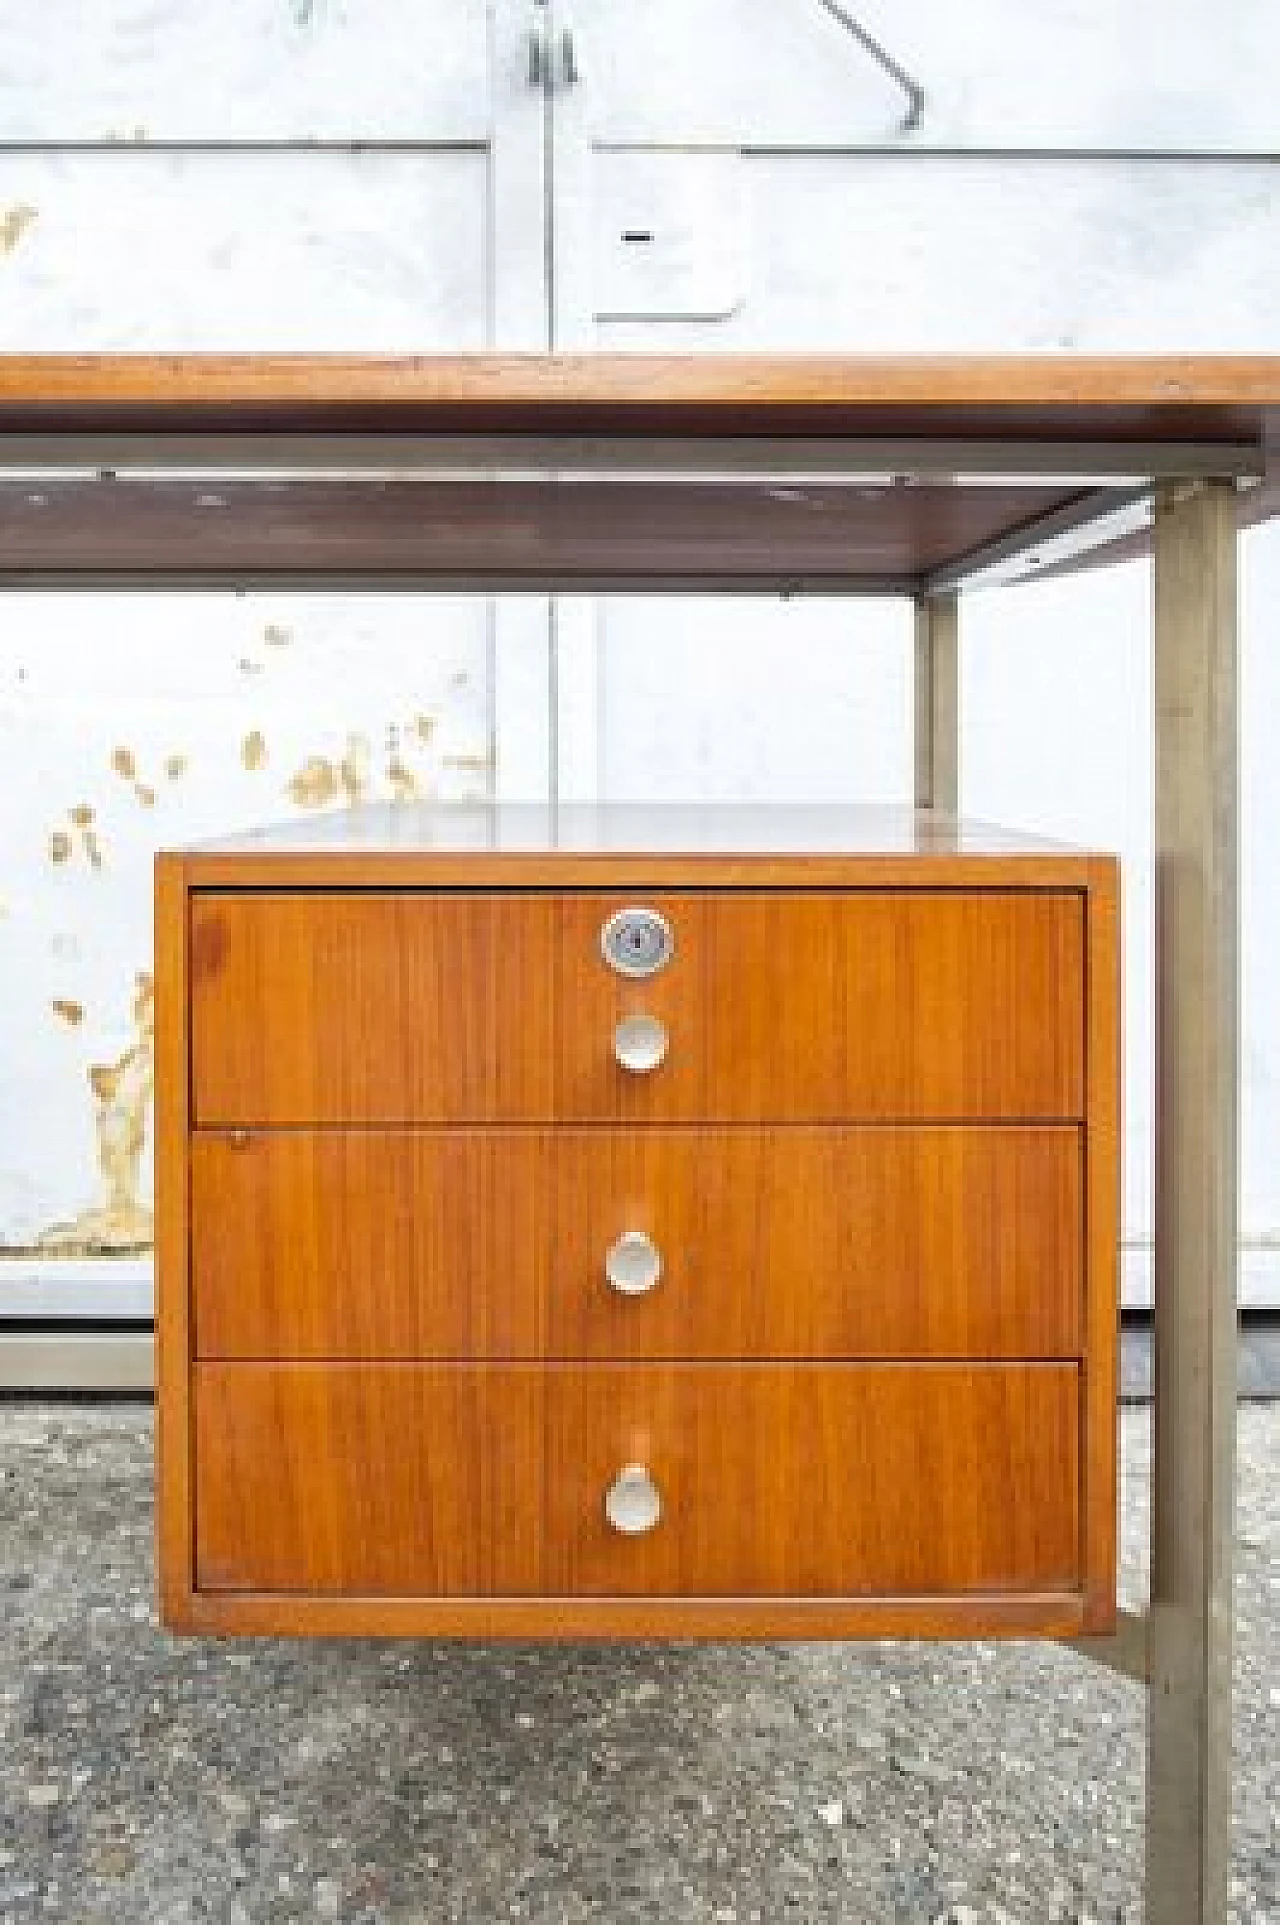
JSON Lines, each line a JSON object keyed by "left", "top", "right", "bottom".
{"left": 154, "top": 855, "right": 194, "bottom": 1627}
{"left": 1083, "top": 862, "right": 1121, "bottom": 1629}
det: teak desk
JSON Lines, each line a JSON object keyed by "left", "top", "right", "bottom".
{"left": 3, "top": 354, "right": 1277, "bottom": 1925}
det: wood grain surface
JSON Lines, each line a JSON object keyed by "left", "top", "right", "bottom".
{"left": 191, "top": 1125, "right": 1082, "bottom": 1361}
{"left": 189, "top": 889, "right": 1085, "bottom": 1124}
{"left": 166, "top": 1591, "right": 1091, "bottom": 1642}
{"left": 194, "top": 1362, "right": 1081, "bottom": 1599}
{"left": 2, "top": 353, "right": 1277, "bottom": 442}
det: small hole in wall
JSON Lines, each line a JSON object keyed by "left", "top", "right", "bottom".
{"left": 622, "top": 230, "right": 654, "bottom": 245}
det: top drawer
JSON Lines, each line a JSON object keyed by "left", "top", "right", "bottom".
{"left": 189, "top": 889, "right": 1084, "bottom": 1125}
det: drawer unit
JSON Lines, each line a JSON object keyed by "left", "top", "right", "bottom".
{"left": 156, "top": 804, "right": 1119, "bottom": 1641}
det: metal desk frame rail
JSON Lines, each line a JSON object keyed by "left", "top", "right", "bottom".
{"left": 2, "top": 354, "right": 1278, "bottom": 1925}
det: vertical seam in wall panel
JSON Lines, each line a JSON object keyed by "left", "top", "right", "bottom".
{"left": 594, "top": 595, "right": 607, "bottom": 801}
{"left": 546, "top": 5, "right": 560, "bottom": 801}
{"left": 548, "top": 600, "right": 561, "bottom": 805}
{"left": 484, "top": 4, "right": 499, "bottom": 795}
{"left": 543, "top": 0, "right": 557, "bottom": 348}
{"left": 485, "top": 0, "right": 499, "bottom": 345}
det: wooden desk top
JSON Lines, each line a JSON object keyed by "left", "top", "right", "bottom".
{"left": 1, "top": 353, "right": 1279, "bottom": 442}
{"left": 2, "top": 356, "right": 1277, "bottom": 590}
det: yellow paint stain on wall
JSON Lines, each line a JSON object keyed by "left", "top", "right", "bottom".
{"left": 111, "top": 747, "right": 157, "bottom": 807}
{"left": 286, "top": 734, "right": 372, "bottom": 809}
{"left": 0, "top": 203, "right": 38, "bottom": 256}
{"left": 414, "top": 712, "right": 438, "bottom": 743}
{"left": 263, "top": 623, "right": 293, "bottom": 647}
{"left": 51, "top": 998, "right": 85, "bottom": 1026}
{"left": 36, "top": 970, "right": 155, "bottom": 1256}
{"left": 444, "top": 751, "right": 495, "bottom": 773}
{"left": 165, "top": 753, "right": 188, "bottom": 782}
{"left": 387, "top": 754, "right": 425, "bottom": 803}
{"left": 70, "top": 804, "right": 104, "bottom": 864}
{"left": 340, "top": 733, "right": 371, "bottom": 805}
{"left": 50, "top": 805, "right": 107, "bottom": 868}
{"left": 287, "top": 756, "right": 339, "bottom": 808}
{"left": 241, "top": 730, "right": 268, "bottom": 772}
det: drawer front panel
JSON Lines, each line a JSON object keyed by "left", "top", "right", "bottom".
{"left": 194, "top": 1363, "right": 1081, "bottom": 1598}
{"left": 192, "top": 1126, "right": 1083, "bottom": 1359}
{"left": 191, "top": 888, "right": 1083, "bottom": 1124}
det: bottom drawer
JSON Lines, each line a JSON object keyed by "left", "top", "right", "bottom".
{"left": 195, "top": 1364, "right": 1080, "bottom": 1599}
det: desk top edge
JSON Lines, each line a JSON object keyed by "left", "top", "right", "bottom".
{"left": 2, "top": 353, "right": 1279, "bottom": 433}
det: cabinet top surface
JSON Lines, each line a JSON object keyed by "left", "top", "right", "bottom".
{"left": 170, "top": 805, "right": 1109, "bottom": 886}
{"left": 180, "top": 803, "right": 1082, "bottom": 857}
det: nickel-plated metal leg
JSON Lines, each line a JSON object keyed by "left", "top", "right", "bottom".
{"left": 1147, "top": 478, "right": 1239, "bottom": 1925}
{"left": 913, "top": 592, "right": 959, "bottom": 813}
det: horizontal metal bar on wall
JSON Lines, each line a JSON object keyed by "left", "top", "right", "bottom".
{"left": 1121, "top": 1322, "right": 1280, "bottom": 1401}
{"left": 0, "top": 139, "right": 489, "bottom": 155}
{"left": 0, "top": 1332, "right": 153, "bottom": 1393}
{"left": 0, "top": 1260, "right": 151, "bottom": 1321}
{"left": 596, "top": 142, "right": 1280, "bottom": 165}
{"left": 0, "top": 140, "right": 1274, "bottom": 161}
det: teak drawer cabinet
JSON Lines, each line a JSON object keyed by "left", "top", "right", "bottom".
{"left": 156, "top": 803, "right": 1119, "bottom": 1641}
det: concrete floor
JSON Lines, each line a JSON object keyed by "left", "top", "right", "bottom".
{"left": 0, "top": 1406, "right": 1276, "bottom": 1924}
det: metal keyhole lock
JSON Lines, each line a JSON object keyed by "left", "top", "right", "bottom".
{"left": 600, "top": 906, "right": 674, "bottom": 980}
{"left": 602, "top": 908, "right": 673, "bottom": 1074}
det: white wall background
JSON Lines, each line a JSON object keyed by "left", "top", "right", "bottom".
{"left": 0, "top": 0, "right": 1277, "bottom": 1315}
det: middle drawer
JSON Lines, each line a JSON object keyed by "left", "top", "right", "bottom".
{"left": 192, "top": 1126, "right": 1082, "bottom": 1360}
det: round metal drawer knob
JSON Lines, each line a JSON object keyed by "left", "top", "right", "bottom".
{"left": 605, "top": 1230, "right": 662, "bottom": 1296}
{"left": 601, "top": 905, "right": 674, "bottom": 979}
{"left": 613, "top": 1013, "right": 669, "bottom": 1075}
{"left": 605, "top": 1465, "right": 662, "bottom": 1536}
